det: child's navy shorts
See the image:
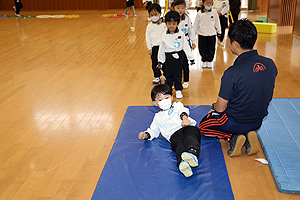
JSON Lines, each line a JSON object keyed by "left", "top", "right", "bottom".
{"left": 126, "top": 0, "right": 134, "bottom": 7}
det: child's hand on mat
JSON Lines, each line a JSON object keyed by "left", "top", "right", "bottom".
{"left": 138, "top": 132, "right": 147, "bottom": 140}
{"left": 148, "top": 50, "right": 152, "bottom": 56}
{"left": 181, "top": 119, "right": 191, "bottom": 127}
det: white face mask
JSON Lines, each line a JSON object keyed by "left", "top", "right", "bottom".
{"left": 150, "top": 15, "right": 160, "bottom": 22}
{"left": 205, "top": 6, "right": 212, "bottom": 10}
{"left": 158, "top": 98, "right": 172, "bottom": 110}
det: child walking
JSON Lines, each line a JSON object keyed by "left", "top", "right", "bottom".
{"left": 146, "top": 3, "right": 167, "bottom": 84}
{"left": 13, "top": 0, "right": 23, "bottom": 16}
{"left": 125, "top": 0, "right": 137, "bottom": 17}
{"left": 138, "top": 84, "right": 201, "bottom": 177}
{"left": 157, "top": 11, "right": 195, "bottom": 99}
{"left": 172, "top": 0, "right": 196, "bottom": 89}
{"left": 194, "top": 0, "right": 221, "bottom": 68}
{"left": 213, "top": 0, "right": 229, "bottom": 46}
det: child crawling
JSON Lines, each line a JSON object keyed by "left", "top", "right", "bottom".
{"left": 138, "top": 84, "right": 201, "bottom": 177}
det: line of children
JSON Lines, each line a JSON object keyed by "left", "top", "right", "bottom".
{"left": 172, "top": 0, "right": 196, "bottom": 89}
{"left": 194, "top": 0, "right": 221, "bottom": 68}
{"left": 146, "top": 3, "right": 167, "bottom": 84}
{"left": 157, "top": 11, "right": 195, "bottom": 99}
{"left": 138, "top": 84, "right": 201, "bottom": 177}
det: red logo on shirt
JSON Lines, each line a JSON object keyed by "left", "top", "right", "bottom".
{"left": 178, "top": 36, "right": 182, "bottom": 39}
{"left": 253, "top": 63, "right": 266, "bottom": 73}
{"left": 185, "top": 24, "right": 188, "bottom": 27}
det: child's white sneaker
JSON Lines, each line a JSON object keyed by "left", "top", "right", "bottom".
{"left": 207, "top": 62, "right": 212, "bottom": 68}
{"left": 152, "top": 77, "right": 160, "bottom": 84}
{"left": 179, "top": 161, "right": 193, "bottom": 177}
{"left": 182, "top": 82, "right": 189, "bottom": 89}
{"left": 181, "top": 152, "right": 198, "bottom": 167}
{"left": 134, "top": 14, "right": 137, "bottom": 18}
{"left": 202, "top": 62, "right": 207, "bottom": 68}
{"left": 176, "top": 90, "right": 183, "bottom": 99}
{"left": 218, "top": 41, "right": 225, "bottom": 46}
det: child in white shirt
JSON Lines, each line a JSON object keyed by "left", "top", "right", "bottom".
{"left": 157, "top": 11, "right": 195, "bottom": 99}
{"left": 194, "top": 0, "right": 221, "bottom": 68}
{"left": 213, "top": 0, "right": 229, "bottom": 45}
{"left": 172, "top": 0, "right": 196, "bottom": 89}
{"left": 146, "top": 3, "right": 167, "bottom": 84}
{"left": 138, "top": 84, "right": 201, "bottom": 177}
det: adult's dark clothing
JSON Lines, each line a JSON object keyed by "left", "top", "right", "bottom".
{"left": 199, "top": 50, "right": 277, "bottom": 139}
{"left": 229, "top": 0, "right": 240, "bottom": 23}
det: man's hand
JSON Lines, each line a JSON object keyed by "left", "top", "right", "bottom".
{"left": 138, "top": 132, "right": 147, "bottom": 140}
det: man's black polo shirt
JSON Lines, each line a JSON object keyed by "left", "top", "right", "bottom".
{"left": 219, "top": 50, "right": 278, "bottom": 124}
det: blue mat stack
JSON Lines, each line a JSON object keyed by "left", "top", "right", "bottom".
{"left": 92, "top": 105, "right": 234, "bottom": 200}
{"left": 258, "top": 98, "right": 300, "bottom": 194}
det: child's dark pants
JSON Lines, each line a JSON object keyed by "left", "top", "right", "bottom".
{"left": 170, "top": 126, "right": 201, "bottom": 167}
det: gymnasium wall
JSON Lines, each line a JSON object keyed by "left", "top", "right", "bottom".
{"left": 0, "top": 0, "right": 144, "bottom": 10}
{"left": 294, "top": 0, "right": 300, "bottom": 36}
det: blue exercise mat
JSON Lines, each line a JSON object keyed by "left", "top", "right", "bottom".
{"left": 92, "top": 105, "right": 234, "bottom": 200}
{"left": 257, "top": 98, "right": 300, "bottom": 194}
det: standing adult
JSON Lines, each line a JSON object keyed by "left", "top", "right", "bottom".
{"left": 198, "top": 19, "right": 277, "bottom": 157}
{"left": 229, "top": 0, "right": 241, "bottom": 24}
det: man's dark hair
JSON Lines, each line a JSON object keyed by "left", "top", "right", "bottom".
{"left": 228, "top": 18, "right": 257, "bottom": 50}
{"left": 165, "top": 10, "right": 180, "bottom": 24}
{"left": 151, "top": 84, "right": 172, "bottom": 101}
{"left": 148, "top": 3, "right": 161, "bottom": 14}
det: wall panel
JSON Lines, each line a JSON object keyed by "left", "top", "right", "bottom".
{"left": 0, "top": 0, "right": 142, "bottom": 10}
{"left": 293, "top": 0, "right": 300, "bottom": 36}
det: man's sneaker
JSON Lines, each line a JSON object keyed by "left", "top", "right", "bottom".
{"left": 176, "top": 90, "right": 183, "bottom": 99}
{"left": 182, "top": 82, "right": 189, "bottom": 89}
{"left": 244, "top": 131, "right": 259, "bottom": 155}
{"left": 227, "top": 134, "right": 246, "bottom": 157}
{"left": 181, "top": 152, "right": 198, "bottom": 167}
{"left": 207, "top": 62, "right": 212, "bottom": 68}
{"left": 179, "top": 161, "right": 193, "bottom": 177}
{"left": 202, "top": 62, "right": 207, "bottom": 68}
{"left": 152, "top": 77, "right": 160, "bottom": 84}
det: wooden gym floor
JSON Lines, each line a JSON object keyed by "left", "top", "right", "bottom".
{"left": 0, "top": 9, "right": 300, "bottom": 200}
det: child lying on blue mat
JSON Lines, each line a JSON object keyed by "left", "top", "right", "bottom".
{"left": 138, "top": 84, "right": 201, "bottom": 177}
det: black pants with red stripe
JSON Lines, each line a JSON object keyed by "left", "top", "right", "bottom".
{"left": 199, "top": 112, "right": 262, "bottom": 140}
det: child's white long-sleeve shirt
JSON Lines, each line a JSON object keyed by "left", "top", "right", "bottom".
{"left": 158, "top": 28, "right": 194, "bottom": 64}
{"left": 146, "top": 20, "right": 167, "bottom": 50}
{"left": 178, "top": 15, "right": 196, "bottom": 45}
{"left": 213, "top": 0, "right": 229, "bottom": 17}
{"left": 145, "top": 102, "right": 197, "bottom": 142}
{"left": 194, "top": 9, "right": 221, "bottom": 36}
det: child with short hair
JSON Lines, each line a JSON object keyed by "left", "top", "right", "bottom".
{"left": 172, "top": 0, "right": 196, "bottom": 89}
{"left": 138, "top": 84, "right": 201, "bottom": 177}
{"left": 125, "top": 0, "right": 137, "bottom": 17}
{"left": 194, "top": 0, "right": 221, "bottom": 68}
{"left": 146, "top": 3, "right": 167, "bottom": 84}
{"left": 157, "top": 11, "right": 195, "bottom": 99}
